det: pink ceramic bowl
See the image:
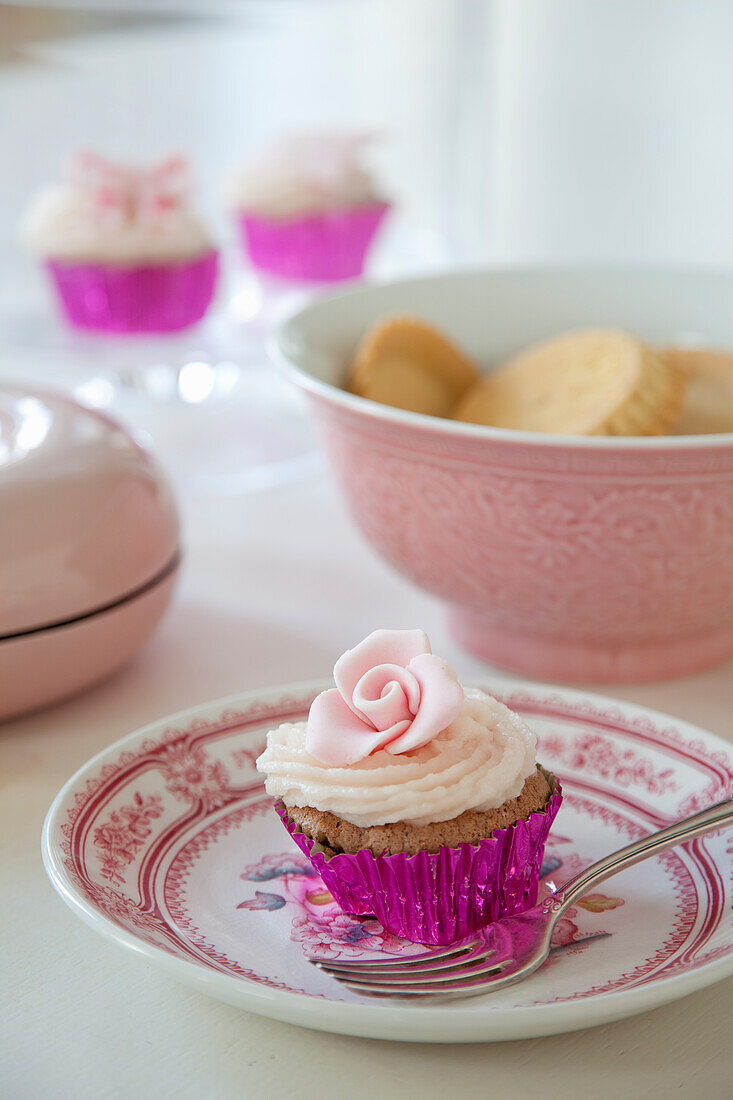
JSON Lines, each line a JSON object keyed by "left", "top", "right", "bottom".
{"left": 273, "top": 268, "right": 733, "bottom": 684}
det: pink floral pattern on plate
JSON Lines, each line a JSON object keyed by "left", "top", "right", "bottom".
{"left": 159, "top": 741, "right": 231, "bottom": 810}
{"left": 540, "top": 732, "right": 677, "bottom": 795}
{"left": 43, "top": 683, "right": 733, "bottom": 1025}
{"left": 93, "top": 793, "right": 164, "bottom": 887}
{"left": 235, "top": 849, "right": 622, "bottom": 962}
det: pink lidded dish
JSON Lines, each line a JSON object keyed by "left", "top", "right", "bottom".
{"left": 227, "top": 132, "right": 390, "bottom": 282}
{"left": 0, "top": 384, "right": 179, "bottom": 721}
{"left": 256, "top": 629, "right": 562, "bottom": 945}
{"left": 23, "top": 152, "right": 219, "bottom": 333}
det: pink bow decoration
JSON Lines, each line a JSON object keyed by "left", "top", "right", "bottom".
{"left": 71, "top": 151, "right": 191, "bottom": 220}
{"left": 306, "top": 629, "right": 464, "bottom": 766}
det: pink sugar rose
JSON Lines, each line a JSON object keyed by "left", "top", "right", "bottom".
{"left": 306, "top": 628, "right": 464, "bottom": 766}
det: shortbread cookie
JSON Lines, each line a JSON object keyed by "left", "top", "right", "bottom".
{"left": 661, "top": 347, "right": 733, "bottom": 434}
{"left": 349, "top": 315, "right": 479, "bottom": 416}
{"left": 454, "top": 329, "right": 685, "bottom": 435}
{"left": 355, "top": 356, "right": 455, "bottom": 416}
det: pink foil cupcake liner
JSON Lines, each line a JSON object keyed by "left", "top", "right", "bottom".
{"left": 237, "top": 203, "right": 389, "bottom": 282}
{"left": 45, "top": 250, "right": 219, "bottom": 334}
{"left": 276, "top": 773, "right": 563, "bottom": 945}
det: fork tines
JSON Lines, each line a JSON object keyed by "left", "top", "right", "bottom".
{"left": 308, "top": 938, "right": 513, "bottom": 1000}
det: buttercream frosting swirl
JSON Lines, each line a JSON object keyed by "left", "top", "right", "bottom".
{"left": 226, "top": 131, "right": 385, "bottom": 217}
{"left": 256, "top": 688, "right": 538, "bottom": 828}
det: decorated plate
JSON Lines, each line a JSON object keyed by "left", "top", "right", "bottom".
{"left": 42, "top": 681, "right": 733, "bottom": 1043}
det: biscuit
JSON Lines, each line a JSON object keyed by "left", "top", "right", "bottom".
{"left": 349, "top": 315, "right": 479, "bottom": 416}
{"left": 355, "top": 356, "right": 454, "bottom": 416}
{"left": 661, "top": 347, "right": 733, "bottom": 434}
{"left": 454, "top": 329, "right": 685, "bottom": 435}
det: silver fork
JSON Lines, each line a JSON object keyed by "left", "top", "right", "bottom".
{"left": 310, "top": 796, "right": 733, "bottom": 1000}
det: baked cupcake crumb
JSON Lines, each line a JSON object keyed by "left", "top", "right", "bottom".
{"left": 282, "top": 765, "right": 552, "bottom": 856}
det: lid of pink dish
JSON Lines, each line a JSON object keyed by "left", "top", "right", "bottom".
{"left": 0, "top": 384, "right": 179, "bottom": 637}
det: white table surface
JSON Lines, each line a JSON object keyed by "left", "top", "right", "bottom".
{"left": 3, "top": 446, "right": 733, "bottom": 1099}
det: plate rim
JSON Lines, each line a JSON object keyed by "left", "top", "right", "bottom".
{"left": 42, "top": 678, "right": 733, "bottom": 1043}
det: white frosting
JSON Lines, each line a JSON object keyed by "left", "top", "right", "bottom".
{"left": 22, "top": 185, "right": 213, "bottom": 264}
{"left": 226, "top": 132, "right": 385, "bottom": 218}
{"left": 256, "top": 689, "right": 538, "bottom": 828}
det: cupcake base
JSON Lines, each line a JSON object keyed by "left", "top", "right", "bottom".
{"left": 276, "top": 769, "right": 562, "bottom": 945}
{"left": 237, "top": 203, "right": 389, "bottom": 282}
{"left": 45, "top": 250, "right": 219, "bottom": 334}
{"left": 286, "top": 767, "right": 552, "bottom": 855}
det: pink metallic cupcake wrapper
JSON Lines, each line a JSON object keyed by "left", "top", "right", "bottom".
{"left": 237, "top": 203, "right": 389, "bottom": 282}
{"left": 45, "top": 250, "right": 219, "bottom": 334}
{"left": 276, "top": 773, "right": 563, "bottom": 945}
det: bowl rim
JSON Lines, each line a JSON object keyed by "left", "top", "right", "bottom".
{"left": 270, "top": 264, "right": 733, "bottom": 451}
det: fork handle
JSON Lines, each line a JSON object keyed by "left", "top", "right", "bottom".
{"left": 552, "top": 796, "right": 733, "bottom": 916}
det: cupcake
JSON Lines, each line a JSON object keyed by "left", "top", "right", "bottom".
{"left": 257, "top": 629, "right": 562, "bottom": 945}
{"left": 227, "top": 132, "right": 390, "bottom": 282}
{"left": 22, "top": 152, "right": 219, "bottom": 334}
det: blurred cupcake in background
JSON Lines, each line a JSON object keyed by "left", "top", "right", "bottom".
{"left": 227, "top": 132, "right": 390, "bottom": 282}
{"left": 22, "top": 152, "right": 219, "bottom": 334}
